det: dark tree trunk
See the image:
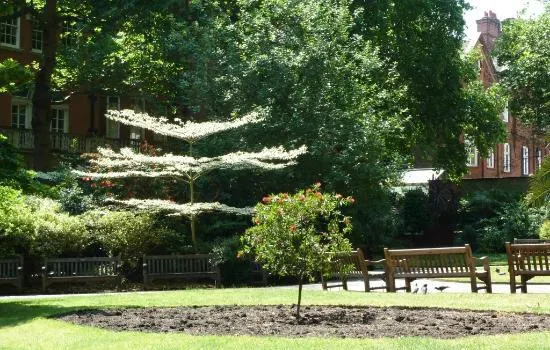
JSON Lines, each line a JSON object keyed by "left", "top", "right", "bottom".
{"left": 31, "top": 0, "right": 59, "bottom": 170}
{"left": 296, "top": 275, "right": 303, "bottom": 321}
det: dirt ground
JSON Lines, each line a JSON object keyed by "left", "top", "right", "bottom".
{"left": 56, "top": 305, "right": 550, "bottom": 339}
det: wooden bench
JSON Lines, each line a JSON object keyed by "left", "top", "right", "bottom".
{"left": 0, "top": 256, "right": 24, "bottom": 293}
{"left": 321, "top": 249, "right": 388, "bottom": 292}
{"left": 514, "top": 238, "right": 550, "bottom": 244}
{"left": 505, "top": 242, "right": 550, "bottom": 293}
{"left": 384, "top": 244, "right": 492, "bottom": 293}
{"left": 143, "top": 254, "right": 221, "bottom": 289}
{"left": 42, "top": 257, "right": 121, "bottom": 292}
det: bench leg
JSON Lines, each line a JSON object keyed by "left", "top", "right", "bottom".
{"left": 363, "top": 275, "right": 370, "bottom": 293}
{"left": 520, "top": 276, "right": 528, "bottom": 293}
{"left": 405, "top": 278, "right": 412, "bottom": 293}
{"left": 470, "top": 276, "right": 478, "bottom": 293}
{"left": 342, "top": 277, "right": 348, "bottom": 291}
{"left": 321, "top": 275, "right": 328, "bottom": 290}
{"left": 387, "top": 275, "right": 396, "bottom": 293}
{"left": 509, "top": 273, "right": 516, "bottom": 293}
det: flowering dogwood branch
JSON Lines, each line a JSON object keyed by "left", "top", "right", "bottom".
{"left": 106, "top": 198, "right": 254, "bottom": 217}
{"left": 105, "top": 109, "right": 265, "bottom": 143}
{"left": 75, "top": 145, "right": 308, "bottom": 181}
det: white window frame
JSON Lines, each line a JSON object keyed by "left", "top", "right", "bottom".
{"left": 522, "top": 146, "right": 529, "bottom": 175}
{"left": 50, "top": 106, "right": 69, "bottom": 133}
{"left": 106, "top": 96, "right": 120, "bottom": 139}
{"left": 536, "top": 148, "right": 542, "bottom": 170}
{"left": 0, "top": 16, "right": 20, "bottom": 48}
{"left": 31, "top": 18, "right": 43, "bottom": 52}
{"left": 486, "top": 150, "right": 495, "bottom": 169}
{"left": 503, "top": 143, "right": 511, "bottom": 173}
{"left": 502, "top": 101, "right": 509, "bottom": 123}
{"left": 465, "top": 139, "right": 478, "bottom": 167}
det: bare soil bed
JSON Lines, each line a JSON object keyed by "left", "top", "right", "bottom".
{"left": 57, "top": 305, "right": 550, "bottom": 339}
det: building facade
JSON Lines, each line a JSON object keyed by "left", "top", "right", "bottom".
{"left": 463, "top": 11, "right": 548, "bottom": 180}
{"left": 0, "top": 14, "right": 170, "bottom": 159}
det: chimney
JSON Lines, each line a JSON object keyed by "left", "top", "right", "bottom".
{"left": 476, "top": 11, "right": 501, "bottom": 50}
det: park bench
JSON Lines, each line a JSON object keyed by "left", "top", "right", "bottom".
{"left": 505, "top": 242, "right": 550, "bottom": 293}
{"left": 321, "top": 249, "right": 388, "bottom": 292}
{"left": 513, "top": 238, "right": 550, "bottom": 244}
{"left": 143, "top": 254, "right": 221, "bottom": 289}
{"left": 42, "top": 257, "right": 121, "bottom": 292}
{"left": 384, "top": 244, "right": 492, "bottom": 293}
{"left": 0, "top": 256, "right": 24, "bottom": 293}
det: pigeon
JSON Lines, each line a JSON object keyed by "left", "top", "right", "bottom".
{"left": 495, "top": 267, "right": 506, "bottom": 276}
{"left": 420, "top": 284, "right": 428, "bottom": 294}
{"left": 434, "top": 285, "right": 449, "bottom": 292}
{"left": 412, "top": 284, "right": 419, "bottom": 294}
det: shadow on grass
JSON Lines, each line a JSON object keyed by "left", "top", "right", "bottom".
{"left": 0, "top": 301, "right": 139, "bottom": 329}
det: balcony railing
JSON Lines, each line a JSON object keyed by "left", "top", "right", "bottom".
{"left": 1, "top": 128, "right": 185, "bottom": 154}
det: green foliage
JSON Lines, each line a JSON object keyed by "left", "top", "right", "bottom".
{"left": 540, "top": 220, "right": 550, "bottom": 240}
{"left": 0, "top": 186, "right": 34, "bottom": 256}
{"left": 456, "top": 190, "right": 546, "bottom": 252}
{"left": 242, "top": 184, "right": 353, "bottom": 316}
{"left": 0, "top": 134, "right": 35, "bottom": 190}
{"left": 58, "top": 184, "right": 95, "bottom": 215}
{"left": 495, "top": 6, "right": 550, "bottom": 129}
{"left": 0, "top": 58, "right": 33, "bottom": 93}
{"left": 527, "top": 155, "right": 550, "bottom": 207}
{"left": 84, "top": 210, "right": 185, "bottom": 277}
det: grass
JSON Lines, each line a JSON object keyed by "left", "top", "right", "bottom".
{"left": 2, "top": 288, "right": 550, "bottom": 349}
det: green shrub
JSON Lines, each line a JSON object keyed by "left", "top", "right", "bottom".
{"left": 58, "top": 184, "right": 94, "bottom": 215}
{"left": 0, "top": 186, "right": 35, "bottom": 256}
{"left": 84, "top": 210, "right": 185, "bottom": 278}
{"left": 539, "top": 220, "right": 550, "bottom": 240}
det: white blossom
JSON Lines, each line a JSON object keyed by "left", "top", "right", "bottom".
{"left": 106, "top": 198, "right": 254, "bottom": 217}
{"left": 105, "top": 109, "right": 265, "bottom": 143}
{"left": 75, "top": 145, "right": 308, "bottom": 181}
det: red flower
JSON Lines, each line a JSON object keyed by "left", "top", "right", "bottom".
{"left": 90, "top": 183, "right": 97, "bottom": 188}
{"left": 298, "top": 194, "right": 306, "bottom": 201}
{"left": 346, "top": 196, "right": 355, "bottom": 204}
{"left": 262, "top": 196, "right": 271, "bottom": 204}
{"left": 290, "top": 224, "right": 297, "bottom": 232}
{"left": 314, "top": 182, "right": 321, "bottom": 188}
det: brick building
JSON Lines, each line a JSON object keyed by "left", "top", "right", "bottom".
{"left": 463, "top": 11, "right": 548, "bottom": 180}
{"left": 0, "top": 14, "right": 168, "bottom": 160}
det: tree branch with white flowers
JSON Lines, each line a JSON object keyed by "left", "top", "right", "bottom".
{"left": 75, "top": 108, "right": 307, "bottom": 248}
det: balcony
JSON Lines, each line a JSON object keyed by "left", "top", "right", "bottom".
{"left": 0, "top": 128, "right": 185, "bottom": 154}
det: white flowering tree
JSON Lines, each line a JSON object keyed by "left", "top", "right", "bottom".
{"left": 76, "top": 109, "right": 307, "bottom": 248}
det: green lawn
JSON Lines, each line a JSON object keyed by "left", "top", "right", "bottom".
{"left": 2, "top": 288, "right": 550, "bottom": 349}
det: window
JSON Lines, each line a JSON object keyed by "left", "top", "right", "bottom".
{"left": 61, "top": 21, "right": 75, "bottom": 46}
{"left": 536, "top": 148, "right": 542, "bottom": 170}
{"left": 0, "top": 17, "right": 19, "bottom": 47}
{"left": 31, "top": 19, "right": 43, "bottom": 51}
{"left": 486, "top": 150, "right": 495, "bottom": 169}
{"left": 502, "top": 101, "right": 509, "bottom": 123}
{"left": 50, "top": 108, "right": 68, "bottom": 133}
{"left": 11, "top": 104, "right": 27, "bottom": 129}
{"left": 465, "top": 139, "right": 478, "bottom": 167}
{"left": 503, "top": 143, "right": 511, "bottom": 173}
{"left": 522, "top": 146, "right": 529, "bottom": 175}
{"left": 106, "top": 96, "right": 120, "bottom": 139}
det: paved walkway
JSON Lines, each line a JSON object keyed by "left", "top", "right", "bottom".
{"left": 4, "top": 279, "right": 550, "bottom": 301}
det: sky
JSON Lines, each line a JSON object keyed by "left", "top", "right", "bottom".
{"left": 464, "top": 0, "right": 545, "bottom": 43}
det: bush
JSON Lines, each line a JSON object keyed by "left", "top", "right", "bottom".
{"left": 540, "top": 220, "right": 550, "bottom": 239}
{"left": 0, "top": 186, "right": 35, "bottom": 256}
{"left": 456, "top": 191, "right": 546, "bottom": 252}
{"left": 84, "top": 210, "right": 185, "bottom": 279}
{"left": 58, "top": 184, "right": 94, "bottom": 215}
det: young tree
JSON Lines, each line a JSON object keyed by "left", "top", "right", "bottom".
{"left": 241, "top": 184, "right": 354, "bottom": 320}
{"left": 75, "top": 109, "right": 307, "bottom": 248}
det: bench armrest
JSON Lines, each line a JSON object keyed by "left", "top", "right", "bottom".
{"left": 365, "top": 259, "right": 386, "bottom": 266}
{"left": 475, "top": 256, "right": 490, "bottom": 271}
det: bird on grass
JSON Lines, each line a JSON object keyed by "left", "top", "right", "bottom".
{"left": 434, "top": 285, "right": 449, "bottom": 292}
{"left": 420, "top": 284, "right": 428, "bottom": 294}
{"left": 412, "top": 284, "right": 419, "bottom": 294}
{"left": 495, "top": 268, "right": 506, "bottom": 276}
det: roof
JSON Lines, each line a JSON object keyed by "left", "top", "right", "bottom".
{"left": 401, "top": 168, "right": 445, "bottom": 185}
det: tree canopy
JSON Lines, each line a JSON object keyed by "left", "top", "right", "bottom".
{"left": 495, "top": 5, "right": 550, "bottom": 131}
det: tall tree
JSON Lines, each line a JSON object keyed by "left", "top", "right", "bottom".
{"left": 0, "top": 0, "right": 178, "bottom": 170}
{"left": 495, "top": 5, "right": 550, "bottom": 131}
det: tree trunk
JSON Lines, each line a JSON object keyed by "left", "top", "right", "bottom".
{"left": 32, "top": 0, "right": 59, "bottom": 170}
{"left": 296, "top": 275, "right": 303, "bottom": 321}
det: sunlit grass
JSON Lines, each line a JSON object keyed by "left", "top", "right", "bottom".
{"left": 2, "top": 288, "right": 550, "bottom": 349}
